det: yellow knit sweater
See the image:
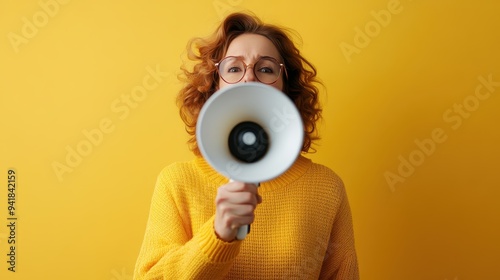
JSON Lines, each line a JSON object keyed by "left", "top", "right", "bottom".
{"left": 133, "top": 156, "right": 359, "bottom": 279}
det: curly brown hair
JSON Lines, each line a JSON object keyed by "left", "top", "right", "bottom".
{"left": 177, "top": 12, "right": 322, "bottom": 156}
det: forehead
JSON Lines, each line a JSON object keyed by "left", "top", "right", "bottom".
{"left": 225, "top": 33, "right": 281, "bottom": 60}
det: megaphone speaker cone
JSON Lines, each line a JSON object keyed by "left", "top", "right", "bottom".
{"left": 228, "top": 121, "right": 269, "bottom": 163}
{"left": 196, "top": 82, "right": 304, "bottom": 183}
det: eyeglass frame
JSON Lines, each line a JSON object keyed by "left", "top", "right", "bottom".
{"left": 214, "top": 56, "right": 288, "bottom": 85}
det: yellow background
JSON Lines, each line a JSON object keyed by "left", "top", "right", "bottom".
{"left": 1, "top": 0, "right": 499, "bottom": 279}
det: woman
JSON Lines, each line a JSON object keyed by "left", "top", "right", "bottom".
{"left": 134, "top": 12, "right": 359, "bottom": 279}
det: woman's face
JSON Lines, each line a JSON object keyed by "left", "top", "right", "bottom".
{"left": 218, "top": 33, "right": 284, "bottom": 92}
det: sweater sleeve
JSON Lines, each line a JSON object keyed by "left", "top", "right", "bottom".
{"left": 133, "top": 167, "right": 241, "bottom": 280}
{"left": 319, "top": 179, "right": 360, "bottom": 280}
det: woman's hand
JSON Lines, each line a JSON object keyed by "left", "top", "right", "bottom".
{"left": 214, "top": 181, "right": 262, "bottom": 242}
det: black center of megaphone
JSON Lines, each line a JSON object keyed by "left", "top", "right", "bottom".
{"left": 228, "top": 121, "right": 269, "bottom": 163}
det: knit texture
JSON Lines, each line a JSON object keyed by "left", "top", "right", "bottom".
{"left": 133, "top": 156, "right": 359, "bottom": 279}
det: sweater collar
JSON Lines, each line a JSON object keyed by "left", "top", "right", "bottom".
{"left": 194, "top": 155, "right": 311, "bottom": 192}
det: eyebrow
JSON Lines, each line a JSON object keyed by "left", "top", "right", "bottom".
{"left": 230, "top": 55, "right": 281, "bottom": 62}
{"left": 260, "top": 55, "right": 280, "bottom": 61}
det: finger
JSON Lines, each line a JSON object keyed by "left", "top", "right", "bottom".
{"left": 217, "top": 188, "right": 259, "bottom": 205}
{"left": 230, "top": 216, "right": 256, "bottom": 230}
{"left": 225, "top": 181, "right": 259, "bottom": 193}
{"left": 226, "top": 204, "right": 256, "bottom": 217}
{"left": 231, "top": 193, "right": 258, "bottom": 205}
{"left": 219, "top": 200, "right": 257, "bottom": 216}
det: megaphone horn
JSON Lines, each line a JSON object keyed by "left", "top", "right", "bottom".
{"left": 196, "top": 82, "right": 304, "bottom": 240}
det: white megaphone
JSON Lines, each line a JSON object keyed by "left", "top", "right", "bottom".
{"left": 196, "top": 82, "right": 304, "bottom": 240}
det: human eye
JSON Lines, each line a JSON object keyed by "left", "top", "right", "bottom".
{"left": 227, "top": 66, "right": 243, "bottom": 73}
{"left": 256, "top": 59, "right": 279, "bottom": 75}
{"left": 257, "top": 67, "right": 274, "bottom": 74}
{"left": 221, "top": 58, "right": 244, "bottom": 74}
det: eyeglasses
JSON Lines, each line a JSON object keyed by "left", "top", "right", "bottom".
{"left": 215, "top": 56, "right": 285, "bottom": 84}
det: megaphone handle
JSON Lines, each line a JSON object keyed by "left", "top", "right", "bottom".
{"left": 229, "top": 179, "right": 259, "bottom": 240}
{"left": 236, "top": 224, "right": 250, "bottom": 240}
